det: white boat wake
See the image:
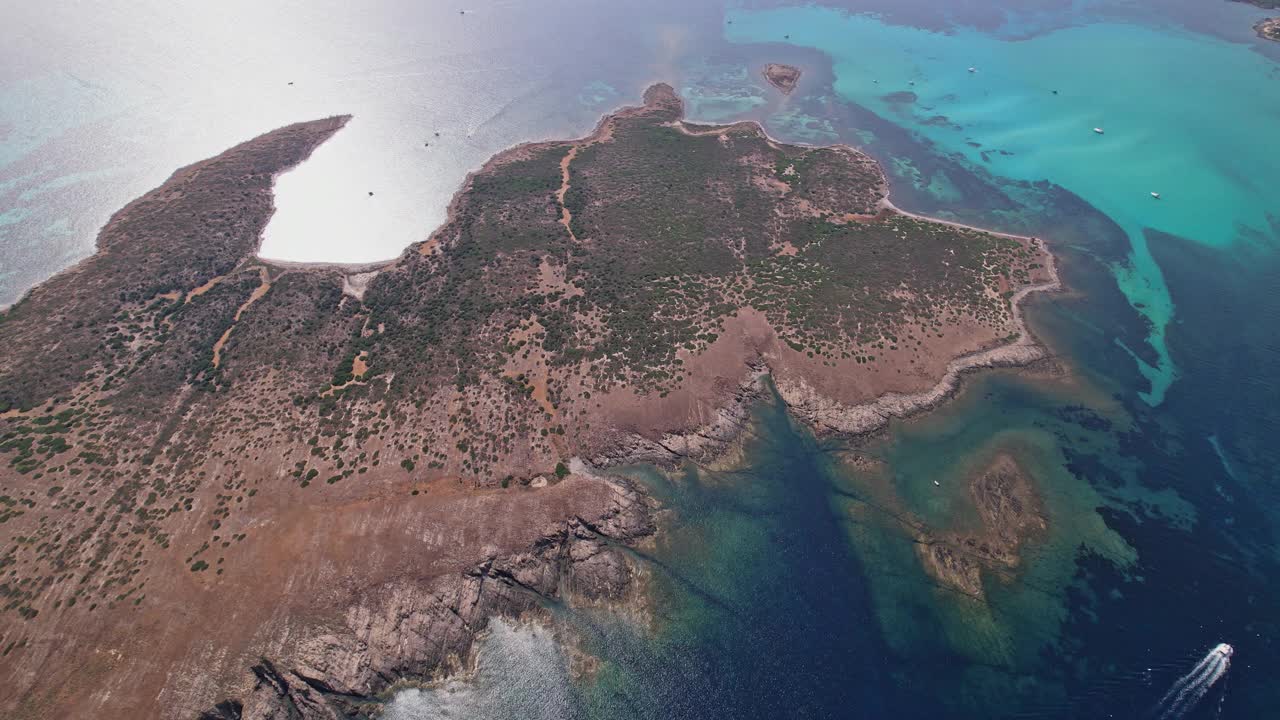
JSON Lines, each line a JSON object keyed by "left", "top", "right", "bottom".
{"left": 1154, "top": 643, "right": 1233, "bottom": 719}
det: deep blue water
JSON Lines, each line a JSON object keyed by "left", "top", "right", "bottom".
{"left": 5, "top": 1, "right": 1280, "bottom": 718}
{"left": 389, "top": 3, "right": 1280, "bottom": 718}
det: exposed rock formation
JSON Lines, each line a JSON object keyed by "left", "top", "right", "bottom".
{"left": 0, "top": 84, "right": 1057, "bottom": 718}
{"left": 1256, "top": 17, "right": 1280, "bottom": 41}
{"left": 213, "top": 478, "right": 651, "bottom": 719}
{"left": 762, "top": 63, "right": 803, "bottom": 94}
{"left": 778, "top": 225, "right": 1057, "bottom": 439}
{"left": 916, "top": 453, "right": 1047, "bottom": 600}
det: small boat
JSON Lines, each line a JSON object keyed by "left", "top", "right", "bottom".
{"left": 933, "top": 480, "right": 941, "bottom": 487}
{"left": 1151, "top": 192, "right": 1161, "bottom": 199}
{"left": 968, "top": 67, "right": 976, "bottom": 73}
{"left": 1093, "top": 127, "right": 1105, "bottom": 134}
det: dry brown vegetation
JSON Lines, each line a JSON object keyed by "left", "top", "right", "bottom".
{"left": 0, "top": 84, "right": 1052, "bottom": 718}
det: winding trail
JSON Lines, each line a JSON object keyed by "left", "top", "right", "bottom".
{"left": 211, "top": 267, "right": 272, "bottom": 369}
{"left": 185, "top": 273, "right": 226, "bottom": 303}
{"left": 556, "top": 146, "right": 579, "bottom": 242}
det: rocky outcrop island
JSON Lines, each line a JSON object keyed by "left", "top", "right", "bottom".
{"left": 1256, "top": 16, "right": 1280, "bottom": 41}
{"left": 762, "top": 63, "right": 803, "bottom": 94}
{"left": 0, "top": 84, "right": 1056, "bottom": 718}
{"left": 1234, "top": 0, "right": 1280, "bottom": 38}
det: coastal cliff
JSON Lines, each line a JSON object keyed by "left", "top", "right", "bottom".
{"left": 0, "top": 84, "right": 1058, "bottom": 718}
{"left": 207, "top": 478, "right": 651, "bottom": 720}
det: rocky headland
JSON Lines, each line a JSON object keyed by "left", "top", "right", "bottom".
{"left": 0, "top": 84, "right": 1058, "bottom": 718}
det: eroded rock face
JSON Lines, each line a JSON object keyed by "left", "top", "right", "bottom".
{"left": 587, "top": 362, "right": 769, "bottom": 469}
{"left": 211, "top": 478, "right": 652, "bottom": 719}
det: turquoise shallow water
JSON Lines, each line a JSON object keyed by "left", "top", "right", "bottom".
{"left": 296, "top": 3, "right": 1280, "bottom": 717}
{"left": 6, "top": 1, "right": 1280, "bottom": 717}
{"left": 727, "top": 6, "right": 1280, "bottom": 405}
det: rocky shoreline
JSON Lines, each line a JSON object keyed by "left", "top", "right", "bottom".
{"left": 581, "top": 188, "right": 1061, "bottom": 471}
{"left": 203, "top": 477, "right": 654, "bottom": 719}
{"left": 0, "top": 84, "right": 1063, "bottom": 720}
{"left": 585, "top": 359, "right": 772, "bottom": 469}
{"left": 778, "top": 243, "right": 1059, "bottom": 437}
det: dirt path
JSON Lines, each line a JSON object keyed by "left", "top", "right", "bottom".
{"left": 186, "top": 274, "right": 226, "bottom": 302}
{"left": 557, "top": 145, "right": 580, "bottom": 242}
{"left": 880, "top": 198, "right": 1046, "bottom": 244}
{"left": 211, "top": 267, "right": 272, "bottom": 369}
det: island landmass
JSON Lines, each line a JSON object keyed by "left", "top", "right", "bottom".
{"left": 0, "top": 83, "right": 1058, "bottom": 718}
{"left": 762, "top": 63, "right": 803, "bottom": 94}
{"left": 1231, "top": 0, "right": 1280, "bottom": 38}
{"left": 1255, "top": 16, "right": 1280, "bottom": 40}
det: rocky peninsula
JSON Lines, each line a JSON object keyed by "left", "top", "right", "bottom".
{"left": 0, "top": 84, "right": 1057, "bottom": 718}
